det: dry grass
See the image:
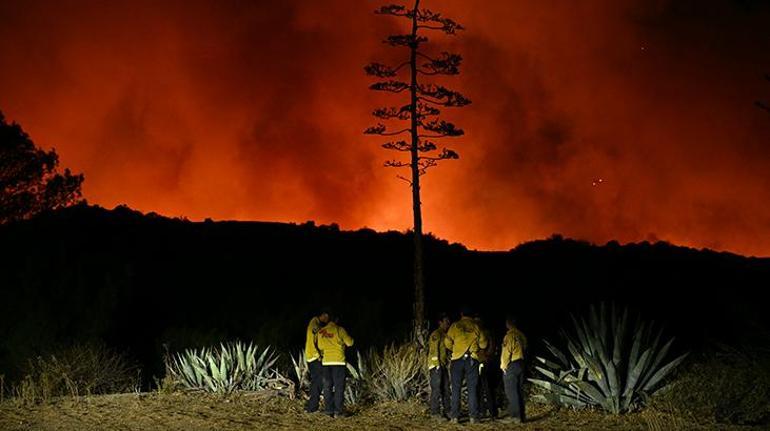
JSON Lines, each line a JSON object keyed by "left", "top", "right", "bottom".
{"left": 11, "top": 344, "right": 137, "bottom": 405}
{"left": 0, "top": 392, "right": 764, "bottom": 431}
{"left": 650, "top": 348, "right": 770, "bottom": 426}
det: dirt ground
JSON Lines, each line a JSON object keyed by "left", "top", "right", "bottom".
{"left": 0, "top": 392, "right": 760, "bottom": 431}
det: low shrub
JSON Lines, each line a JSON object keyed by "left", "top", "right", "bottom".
{"left": 290, "top": 343, "right": 427, "bottom": 405}
{"left": 368, "top": 343, "right": 427, "bottom": 402}
{"left": 13, "top": 344, "right": 137, "bottom": 404}
{"left": 650, "top": 346, "right": 770, "bottom": 426}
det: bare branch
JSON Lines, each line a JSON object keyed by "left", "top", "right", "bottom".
{"left": 364, "top": 62, "right": 409, "bottom": 78}
{"left": 384, "top": 34, "right": 428, "bottom": 47}
{"left": 416, "top": 52, "right": 436, "bottom": 62}
{"left": 418, "top": 84, "right": 471, "bottom": 107}
{"left": 419, "top": 148, "right": 460, "bottom": 160}
{"left": 384, "top": 160, "right": 411, "bottom": 168}
{"left": 373, "top": 105, "right": 412, "bottom": 120}
{"left": 382, "top": 140, "right": 411, "bottom": 152}
{"left": 375, "top": 4, "right": 410, "bottom": 17}
{"left": 365, "top": 123, "right": 411, "bottom": 136}
{"left": 416, "top": 102, "right": 441, "bottom": 118}
{"left": 416, "top": 158, "right": 437, "bottom": 176}
{"left": 396, "top": 174, "right": 412, "bottom": 185}
{"left": 420, "top": 52, "right": 462, "bottom": 76}
{"left": 369, "top": 80, "right": 410, "bottom": 93}
{"left": 421, "top": 120, "right": 464, "bottom": 137}
{"left": 415, "top": 8, "right": 464, "bottom": 34}
{"left": 414, "top": 148, "right": 459, "bottom": 176}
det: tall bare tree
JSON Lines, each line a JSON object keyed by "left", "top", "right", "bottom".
{"left": 364, "top": 1, "right": 470, "bottom": 341}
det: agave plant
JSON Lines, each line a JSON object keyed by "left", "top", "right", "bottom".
{"left": 344, "top": 351, "right": 369, "bottom": 406}
{"left": 290, "top": 350, "right": 311, "bottom": 396}
{"left": 530, "top": 303, "right": 688, "bottom": 414}
{"left": 166, "top": 341, "right": 280, "bottom": 393}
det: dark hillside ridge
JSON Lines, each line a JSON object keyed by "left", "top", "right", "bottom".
{"left": 1, "top": 204, "right": 768, "bottom": 381}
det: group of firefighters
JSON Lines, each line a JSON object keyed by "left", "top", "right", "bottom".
{"left": 303, "top": 308, "right": 527, "bottom": 424}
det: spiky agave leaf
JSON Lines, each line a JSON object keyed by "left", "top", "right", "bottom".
{"left": 165, "top": 342, "right": 284, "bottom": 393}
{"left": 530, "top": 304, "right": 687, "bottom": 414}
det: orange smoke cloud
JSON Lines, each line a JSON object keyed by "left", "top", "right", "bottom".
{"left": 1, "top": 0, "right": 769, "bottom": 256}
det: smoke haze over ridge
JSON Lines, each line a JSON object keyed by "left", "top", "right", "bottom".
{"left": 1, "top": 0, "right": 769, "bottom": 255}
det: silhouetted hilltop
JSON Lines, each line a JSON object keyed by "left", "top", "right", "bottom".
{"left": 1, "top": 204, "right": 768, "bottom": 381}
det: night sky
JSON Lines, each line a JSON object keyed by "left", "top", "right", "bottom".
{"left": 1, "top": 0, "right": 769, "bottom": 255}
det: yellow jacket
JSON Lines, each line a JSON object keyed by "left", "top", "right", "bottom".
{"left": 304, "top": 316, "right": 323, "bottom": 362}
{"left": 500, "top": 326, "right": 527, "bottom": 370}
{"left": 317, "top": 322, "right": 354, "bottom": 366}
{"left": 427, "top": 328, "right": 449, "bottom": 369}
{"left": 445, "top": 316, "right": 488, "bottom": 361}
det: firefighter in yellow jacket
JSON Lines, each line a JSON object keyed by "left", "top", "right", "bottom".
{"left": 500, "top": 315, "right": 527, "bottom": 424}
{"left": 445, "top": 308, "right": 488, "bottom": 423}
{"left": 427, "top": 313, "right": 451, "bottom": 419}
{"left": 316, "top": 316, "right": 354, "bottom": 417}
{"left": 475, "top": 316, "right": 499, "bottom": 419}
{"left": 304, "top": 309, "right": 330, "bottom": 413}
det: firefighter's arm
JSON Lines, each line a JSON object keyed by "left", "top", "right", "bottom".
{"left": 444, "top": 326, "right": 455, "bottom": 351}
{"left": 428, "top": 333, "right": 437, "bottom": 358}
{"left": 340, "top": 327, "right": 354, "bottom": 347}
{"left": 500, "top": 334, "right": 511, "bottom": 371}
{"left": 478, "top": 326, "right": 488, "bottom": 351}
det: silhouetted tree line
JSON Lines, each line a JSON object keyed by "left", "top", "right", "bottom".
{"left": 0, "top": 110, "right": 83, "bottom": 224}
{"left": 1, "top": 205, "right": 768, "bottom": 386}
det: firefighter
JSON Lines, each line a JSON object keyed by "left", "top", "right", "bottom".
{"left": 500, "top": 315, "right": 527, "bottom": 424}
{"left": 445, "top": 308, "right": 488, "bottom": 424}
{"left": 427, "top": 312, "right": 452, "bottom": 419}
{"left": 475, "top": 316, "right": 499, "bottom": 419}
{"left": 317, "top": 315, "right": 354, "bottom": 417}
{"left": 304, "top": 308, "right": 330, "bottom": 413}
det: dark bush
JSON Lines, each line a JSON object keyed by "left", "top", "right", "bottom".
{"left": 14, "top": 344, "right": 137, "bottom": 404}
{"left": 651, "top": 346, "right": 770, "bottom": 426}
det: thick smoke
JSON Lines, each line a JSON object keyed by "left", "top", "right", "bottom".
{"left": 1, "top": 0, "right": 769, "bottom": 255}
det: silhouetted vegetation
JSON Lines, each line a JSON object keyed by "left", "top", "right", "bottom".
{"left": 0, "top": 110, "right": 83, "bottom": 224}
{"left": 12, "top": 344, "right": 137, "bottom": 405}
{"left": 365, "top": 1, "right": 471, "bottom": 335}
{"left": 1, "top": 204, "right": 768, "bottom": 395}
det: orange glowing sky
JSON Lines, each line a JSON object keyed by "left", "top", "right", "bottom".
{"left": 1, "top": 0, "right": 770, "bottom": 255}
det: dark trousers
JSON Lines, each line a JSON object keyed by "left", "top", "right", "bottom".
{"left": 479, "top": 364, "right": 499, "bottom": 418}
{"left": 305, "top": 360, "right": 323, "bottom": 412}
{"left": 450, "top": 355, "right": 480, "bottom": 419}
{"left": 503, "top": 360, "right": 525, "bottom": 421}
{"left": 429, "top": 366, "right": 451, "bottom": 416}
{"left": 322, "top": 365, "right": 347, "bottom": 415}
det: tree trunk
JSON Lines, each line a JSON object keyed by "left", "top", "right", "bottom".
{"left": 409, "top": 0, "right": 427, "bottom": 345}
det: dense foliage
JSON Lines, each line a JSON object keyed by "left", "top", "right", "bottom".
{"left": 0, "top": 111, "right": 83, "bottom": 224}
